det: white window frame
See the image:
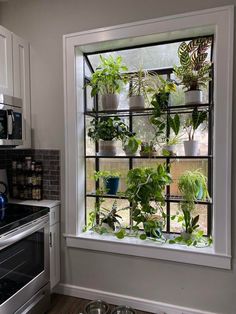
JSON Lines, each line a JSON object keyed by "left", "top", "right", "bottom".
{"left": 63, "top": 6, "right": 234, "bottom": 269}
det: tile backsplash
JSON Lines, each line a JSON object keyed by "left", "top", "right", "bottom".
{"left": 0, "top": 149, "right": 60, "bottom": 200}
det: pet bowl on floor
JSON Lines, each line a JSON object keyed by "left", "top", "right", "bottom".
{"left": 111, "top": 305, "right": 137, "bottom": 314}
{"left": 84, "top": 300, "right": 109, "bottom": 314}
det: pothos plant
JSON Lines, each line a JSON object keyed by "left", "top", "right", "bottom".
{"left": 147, "top": 74, "right": 177, "bottom": 142}
{"left": 123, "top": 164, "right": 172, "bottom": 240}
{"left": 87, "top": 117, "right": 130, "bottom": 142}
{"left": 87, "top": 55, "right": 128, "bottom": 96}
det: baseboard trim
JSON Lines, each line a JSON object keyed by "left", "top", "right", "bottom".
{"left": 54, "top": 283, "right": 219, "bottom": 314}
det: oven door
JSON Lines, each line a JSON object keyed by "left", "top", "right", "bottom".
{"left": 0, "top": 215, "right": 49, "bottom": 314}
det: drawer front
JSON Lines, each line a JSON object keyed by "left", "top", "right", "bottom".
{"left": 49, "top": 205, "right": 60, "bottom": 225}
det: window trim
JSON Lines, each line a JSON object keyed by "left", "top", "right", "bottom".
{"left": 63, "top": 5, "right": 234, "bottom": 269}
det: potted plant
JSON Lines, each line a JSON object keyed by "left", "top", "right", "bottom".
{"left": 100, "top": 201, "right": 122, "bottom": 231}
{"left": 128, "top": 68, "right": 148, "bottom": 109}
{"left": 162, "top": 114, "right": 181, "bottom": 156}
{"left": 84, "top": 200, "right": 123, "bottom": 233}
{"left": 86, "top": 55, "right": 128, "bottom": 110}
{"left": 147, "top": 74, "right": 176, "bottom": 145}
{"left": 122, "top": 134, "right": 141, "bottom": 156}
{"left": 178, "top": 169, "right": 210, "bottom": 203}
{"left": 174, "top": 37, "right": 212, "bottom": 105}
{"left": 125, "top": 164, "right": 172, "bottom": 239}
{"left": 94, "top": 170, "right": 121, "bottom": 195}
{"left": 140, "top": 141, "right": 158, "bottom": 157}
{"left": 183, "top": 108, "right": 207, "bottom": 156}
{"left": 177, "top": 169, "right": 210, "bottom": 242}
{"left": 88, "top": 116, "right": 130, "bottom": 155}
{"left": 146, "top": 73, "right": 176, "bottom": 108}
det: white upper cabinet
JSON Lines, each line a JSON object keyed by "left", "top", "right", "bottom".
{"left": 13, "top": 34, "right": 31, "bottom": 148}
{"left": 0, "top": 25, "right": 13, "bottom": 96}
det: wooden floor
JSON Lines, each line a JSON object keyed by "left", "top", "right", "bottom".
{"left": 47, "top": 294, "right": 152, "bottom": 314}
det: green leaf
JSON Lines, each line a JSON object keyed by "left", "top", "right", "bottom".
{"left": 139, "top": 233, "right": 147, "bottom": 240}
{"left": 115, "top": 229, "right": 126, "bottom": 239}
{"left": 168, "top": 114, "right": 180, "bottom": 136}
{"left": 191, "top": 215, "right": 200, "bottom": 227}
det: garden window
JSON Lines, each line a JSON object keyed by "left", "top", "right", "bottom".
{"left": 83, "top": 36, "right": 213, "bottom": 244}
{"left": 63, "top": 6, "right": 233, "bottom": 269}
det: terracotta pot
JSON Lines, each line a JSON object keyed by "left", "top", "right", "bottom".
{"left": 101, "top": 94, "right": 119, "bottom": 110}
{"left": 185, "top": 90, "right": 203, "bottom": 105}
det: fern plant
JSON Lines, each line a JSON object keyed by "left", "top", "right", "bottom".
{"left": 174, "top": 37, "right": 212, "bottom": 91}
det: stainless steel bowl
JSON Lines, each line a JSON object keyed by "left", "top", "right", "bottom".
{"left": 84, "top": 300, "right": 110, "bottom": 314}
{"left": 111, "top": 305, "right": 137, "bottom": 314}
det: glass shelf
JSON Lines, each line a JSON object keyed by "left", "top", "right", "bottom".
{"left": 85, "top": 103, "right": 213, "bottom": 117}
{"left": 86, "top": 193, "right": 212, "bottom": 205}
{"left": 85, "top": 155, "right": 212, "bottom": 159}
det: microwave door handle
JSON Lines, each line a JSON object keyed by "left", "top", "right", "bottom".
{"left": 0, "top": 219, "right": 47, "bottom": 248}
{"left": 7, "top": 110, "right": 14, "bottom": 136}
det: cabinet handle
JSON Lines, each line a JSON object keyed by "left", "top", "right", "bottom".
{"left": 49, "top": 232, "right": 53, "bottom": 247}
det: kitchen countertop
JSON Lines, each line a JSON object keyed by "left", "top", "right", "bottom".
{"left": 9, "top": 199, "right": 60, "bottom": 209}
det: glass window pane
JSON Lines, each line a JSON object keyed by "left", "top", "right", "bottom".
{"left": 85, "top": 85, "right": 94, "bottom": 111}
{"left": 86, "top": 158, "right": 95, "bottom": 194}
{"left": 86, "top": 117, "right": 95, "bottom": 156}
{"left": 169, "top": 159, "right": 208, "bottom": 197}
{"left": 100, "top": 198, "right": 130, "bottom": 228}
{"left": 84, "top": 61, "right": 92, "bottom": 77}
{"left": 86, "top": 197, "right": 130, "bottom": 228}
{"left": 99, "top": 158, "right": 129, "bottom": 193}
{"left": 170, "top": 203, "right": 208, "bottom": 235}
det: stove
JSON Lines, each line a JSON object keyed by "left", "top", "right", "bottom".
{"left": 0, "top": 203, "right": 49, "bottom": 236}
{"left": 0, "top": 203, "right": 50, "bottom": 314}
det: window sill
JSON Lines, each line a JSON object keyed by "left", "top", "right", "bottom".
{"left": 65, "top": 231, "right": 231, "bottom": 269}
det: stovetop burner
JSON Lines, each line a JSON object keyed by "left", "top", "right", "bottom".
{"left": 0, "top": 204, "right": 49, "bottom": 236}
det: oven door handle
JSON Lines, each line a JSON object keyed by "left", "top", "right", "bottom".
{"left": 0, "top": 219, "right": 48, "bottom": 247}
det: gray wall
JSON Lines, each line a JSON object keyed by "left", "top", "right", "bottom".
{"left": 0, "top": 1, "right": 235, "bottom": 313}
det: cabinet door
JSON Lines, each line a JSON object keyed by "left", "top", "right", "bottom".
{"left": 50, "top": 222, "right": 60, "bottom": 289}
{"left": 0, "top": 25, "right": 13, "bottom": 95}
{"left": 13, "top": 34, "right": 31, "bottom": 148}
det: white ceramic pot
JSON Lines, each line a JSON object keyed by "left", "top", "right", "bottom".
{"left": 162, "top": 144, "right": 176, "bottom": 156}
{"left": 99, "top": 140, "right": 116, "bottom": 156}
{"left": 101, "top": 94, "right": 119, "bottom": 110}
{"left": 129, "top": 95, "right": 145, "bottom": 109}
{"left": 181, "top": 231, "right": 191, "bottom": 241}
{"left": 184, "top": 140, "right": 199, "bottom": 156}
{"left": 185, "top": 90, "right": 203, "bottom": 105}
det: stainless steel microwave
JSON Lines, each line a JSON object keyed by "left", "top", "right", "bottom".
{"left": 0, "top": 94, "right": 23, "bottom": 146}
